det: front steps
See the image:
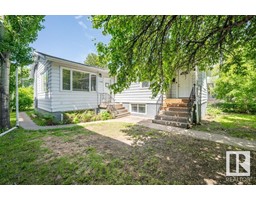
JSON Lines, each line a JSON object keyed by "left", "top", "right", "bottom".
{"left": 100, "top": 103, "right": 130, "bottom": 118}
{"left": 153, "top": 98, "right": 191, "bottom": 129}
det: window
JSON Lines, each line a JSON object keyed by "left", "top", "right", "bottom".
{"left": 42, "top": 71, "right": 48, "bottom": 92}
{"left": 61, "top": 68, "right": 97, "bottom": 92}
{"left": 141, "top": 81, "right": 150, "bottom": 88}
{"left": 91, "top": 74, "right": 97, "bottom": 91}
{"left": 131, "top": 104, "right": 146, "bottom": 114}
{"left": 73, "top": 71, "right": 89, "bottom": 91}
{"left": 62, "top": 69, "right": 71, "bottom": 90}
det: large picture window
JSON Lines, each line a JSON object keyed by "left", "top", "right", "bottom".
{"left": 73, "top": 71, "right": 89, "bottom": 91}
{"left": 62, "top": 69, "right": 71, "bottom": 90}
{"left": 61, "top": 68, "right": 98, "bottom": 92}
{"left": 131, "top": 104, "right": 146, "bottom": 114}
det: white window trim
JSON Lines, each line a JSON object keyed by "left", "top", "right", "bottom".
{"left": 41, "top": 70, "right": 49, "bottom": 93}
{"left": 90, "top": 73, "right": 97, "bottom": 92}
{"left": 60, "top": 66, "right": 97, "bottom": 92}
{"left": 140, "top": 81, "right": 150, "bottom": 88}
{"left": 129, "top": 103, "right": 147, "bottom": 115}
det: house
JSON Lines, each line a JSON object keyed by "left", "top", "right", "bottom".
{"left": 115, "top": 69, "right": 208, "bottom": 128}
{"left": 31, "top": 52, "right": 208, "bottom": 128}
{"left": 31, "top": 51, "right": 126, "bottom": 120}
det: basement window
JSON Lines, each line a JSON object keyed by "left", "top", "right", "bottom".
{"left": 131, "top": 104, "right": 146, "bottom": 114}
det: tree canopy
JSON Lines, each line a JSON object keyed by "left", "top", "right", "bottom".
{"left": 84, "top": 52, "right": 107, "bottom": 68}
{"left": 92, "top": 15, "right": 256, "bottom": 96}
{"left": 213, "top": 47, "right": 256, "bottom": 113}
{"left": 0, "top": 15, "right": 44, "bottom": 129}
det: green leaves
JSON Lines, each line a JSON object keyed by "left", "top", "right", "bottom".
{"left": 92, "top": 15, "right": 256, "bottom": 96}
{"left": 0, "top": 15, "right": 44, "bottom": 67}
{"left": 84, "top": 52, "right": 107, "bottom": 68}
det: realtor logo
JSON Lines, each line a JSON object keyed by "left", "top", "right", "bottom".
{"left": 226, "top": 151, "right": 250, "bottom": 176}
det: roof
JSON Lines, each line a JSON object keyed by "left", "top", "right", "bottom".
{"left": 34, "top": 51, "right": 109, "bottom": 74}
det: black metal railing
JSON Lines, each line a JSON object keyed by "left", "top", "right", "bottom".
{"left": 98, "top": 93, "right": 115, "bottom": 105}
{"left": 156, "top": 94, "right": 164, "bottom": 115}
{"left": 98, "top": 93, "right": 118, "bottom": 116}
{"left": 187, "top": 84, "right": 196, "bottom": 123}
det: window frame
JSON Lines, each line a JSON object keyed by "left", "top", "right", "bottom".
{"left": 130, "top": 103, "right": 147, "bottom": 115}
{"left": 90, "top": 74, "right": 97, "bottom": 92}
{"left": 41, "top": 70, "right": 49, "bottom": 93}
{"left": 72, "top": 70, "right": 90, "bottom": 92}
{"left": 61, "top": 67, "right": 72, "bottom": 91}
{"left": 60, "top": 67, "right": 97, "bottom": 92}
{"left": 141, "top": 81, "right": 150, "bottom": 88}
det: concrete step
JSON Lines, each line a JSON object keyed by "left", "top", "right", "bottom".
{"left": 163, "top": 107, "right": 189, "bottom": 112}
{"left": 117, "top": 108, "right": 128, "bottom": 114}
{"left": 155, "top": 115, "right": 188, "bottom": 123}
{"left": 115, "top": 112, "right": 131, "bottom": 118}
{"left": 152, "top": 119, "right": 189, "bottom": 129}
{"left": 160, "top": 110, "right": 189, "bottom": 117}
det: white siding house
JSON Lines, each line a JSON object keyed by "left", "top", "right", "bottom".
{"left": 32, "top": 52, "right": 112, "bottom": 119}
{"left": 32, "top": 51, "right": 207, "bottom": 125}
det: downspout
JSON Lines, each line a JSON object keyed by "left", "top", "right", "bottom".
{"left": 195, "top": 66, "right": 199, "bottom": 124}
{"left": 0, "top": 67, "right": 19, "bottom": 137}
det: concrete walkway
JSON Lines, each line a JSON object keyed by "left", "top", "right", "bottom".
{"left": 19, "top": 112, "right": 256, "bottom": 151}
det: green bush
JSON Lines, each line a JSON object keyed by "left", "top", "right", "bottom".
{"left": 98, "top": 111, "right": 113, "bottom": 120}
{"left": 63, "top": 110, "right": 112, "bottom": 124}
{"left": 214, "top": 102, "right": 256, "bottom": 114}
{"left": 27, "top": 110, "right": 60, "bottom": 126}
{"left": 11, "top": 87, "right": 34, "bottom": 111}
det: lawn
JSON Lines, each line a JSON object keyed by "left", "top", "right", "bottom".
{"left": 193, "top": 104, "right": 256, "bottom": 141}
{"left": 0, "top": 122, "right": 255, "bottom": 185}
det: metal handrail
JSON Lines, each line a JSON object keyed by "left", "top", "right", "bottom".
{"left": 98, "top": 93, "right": 115, "bottom": 105}
{"left": 187, "top": 84, "right": 196, "bottom": 123}
{"left": 155, "top": 94, "right": 164, "bottom": 115}
{"left": 98, "top": 93, "right": 118, "bottom": 116}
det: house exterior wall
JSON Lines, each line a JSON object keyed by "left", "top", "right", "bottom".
{"left": 35, "top": 57, "right": 52, "bottom": 112}
{"left": 197, "top": 71, "right": 208, "bottom": 120}
{"left": 35, "top": 57, "right": 111, "bottom": 114}
{"left": 115, "top": 82, "right": 161, "bottom": 118}
{"left": 50, "top": 63, "right": 99, "bottom": 112}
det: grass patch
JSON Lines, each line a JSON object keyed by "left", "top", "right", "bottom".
{"left": 0, "top": 122, "right": 255, "bottom": 185}
{"left": 193, "top": 103, "right": 256, "bottom": 140}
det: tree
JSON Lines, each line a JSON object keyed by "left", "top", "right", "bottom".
{"left": 0, "top": 15, "right": 44, "bottom": 129}
{"left": 84, "top": 52, "right": 107, "bottom": 68}
{"left": 91, "top": 15, "right": 256, "bottom": 96}
{"left": 213, "top": 48, "right": 256, "bottom": 113}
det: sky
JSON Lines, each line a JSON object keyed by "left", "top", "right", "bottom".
{"left": 31, "top": 15, "right": 110, "bottom": 63}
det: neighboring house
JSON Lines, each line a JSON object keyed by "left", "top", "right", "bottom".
{"left": 115, "top": 69, "right": 208, "bottom": 128}
{"left": 31, "top": 52, "right": 207, "bottom": 128}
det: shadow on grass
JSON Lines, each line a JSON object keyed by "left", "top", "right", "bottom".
{"left": 0, "top": 123, "right": 255, "bottom": 185}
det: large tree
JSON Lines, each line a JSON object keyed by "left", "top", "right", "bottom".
{"left": 92, "top": 15, "right": 256, "bottom": 96}
{"left": 84, "top": 52, "right": 107, "bottom": 68}
{"left": 0, "top": 15, "right": 44, "bottom": 129}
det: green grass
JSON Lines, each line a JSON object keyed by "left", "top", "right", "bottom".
{"left": 0, "top": 122, "right": 255, "bottom": 185}
{"left": 193, "top": 104, "right": 256, "bottom": 140}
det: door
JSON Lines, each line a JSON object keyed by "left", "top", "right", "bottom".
{"left": 103, "top": 78, "right": 111, "bottom": 94}
{"left": 178, "top": 72, "right": 192, "bottom": 97}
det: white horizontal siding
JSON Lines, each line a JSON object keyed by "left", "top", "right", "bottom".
{"left": 198, "top": 71, "right": 208, "bottom": 104}
{"left": 36, "top": 58, "right": 52, "bottom": 111}
{"left": 115, "top": 82, "right": 160, "bottom": 103}
{"left": 50, "top": 64, "right": 98, "bottom": 112}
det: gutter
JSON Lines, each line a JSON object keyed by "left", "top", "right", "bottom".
{"left": 0, "top": 67, "right": 19, "bottom": 137}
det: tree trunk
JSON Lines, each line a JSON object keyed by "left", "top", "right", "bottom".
{"left": 0, "top": 52, "right": 11, "bottom": 129}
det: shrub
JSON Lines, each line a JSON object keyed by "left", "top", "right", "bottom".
{"left": 11, "top": 87, "right": 33, "bottom": 111}
{"left": 98, "top": 111, "right": 113, "bottom": 120}
{"left": 27, "top": 110, "right": 60, "bottom": 126}
{"left": 63, "top": 110, "right": 112, "bottom": 124}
